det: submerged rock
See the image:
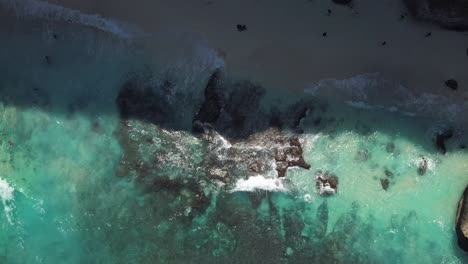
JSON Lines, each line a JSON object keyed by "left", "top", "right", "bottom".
{"left": 316, "top": 170, "right": 339, "bottom": 196}
{"left": 380, "top": 178, "right": 390, "bottom": 191}
{"left": 386, "top": 142, "right": 396, "bottom": 153}
{"left": 355, "top": 149, "right": 370, "bottom": 162}
{"left": 435, "top": 129, "right": 453, "bottom": 154}
{"left": 417, "top": 157, "right": 428, "bottom": 175}
{"left": 384, "top": 169, "right": 394, "bottom": 178}
{"left": 314, "top": 200, "right": 329, "bottom": 238}
{"left": 455, "top": 185, "right": 468, "bottom": 252}
{"left": 404, "top": 0, "right": 468, "bottom": 31}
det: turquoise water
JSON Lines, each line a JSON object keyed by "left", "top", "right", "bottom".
{"left": 0, "top": 17, "right": 467, "bottom": 264}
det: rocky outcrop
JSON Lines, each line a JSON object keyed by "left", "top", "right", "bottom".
{"left": 316, "top": 170, "right": 339, "bottom": 196}
{"left": 404, "top": 0, "right": 468, "bottom": 31}
{"left": 193, "top": 71, "right": 224, "bottom": 132}
{"left": 274, "top": 136, "right": 311, "bottom": 177}
{"left": 455, "top": 185, "right": 468, "bottom": 252}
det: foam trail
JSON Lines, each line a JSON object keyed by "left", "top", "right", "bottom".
{"left": 0, "top": 0, "right": 142, "bottom": 38}
{"left": 231, "top": 176, "right": 287, "bottom": 192}
{"left": 0, "top": 177, "right": 15, "bottom": 224}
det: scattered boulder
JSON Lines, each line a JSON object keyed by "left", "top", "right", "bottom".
{"left": 445, "top": 79, "right": 458, "bottom": 90}
{"left": 435, "top": 129, "right": 453, "bottom": 154}
{"left": 455, "top": 185, "right": 468, "bottom": 252}
{"left": 417, "top": 157, "right": 428, "bottom": 175}
{"left": 236, "top": 24, "right": 247, "bottom": 32}
{"left": 316, "top": 170, "right": 339, "bottom": 196}
{"left": 332, "top": 0, "right": 352, "bottom": 5}
{"left": 404, "top": 0, "right": 468, "bottom": 31}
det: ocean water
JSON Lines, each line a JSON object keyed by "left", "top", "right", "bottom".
{"left": 0, "top": 5, "right": 467, "bottom": 264}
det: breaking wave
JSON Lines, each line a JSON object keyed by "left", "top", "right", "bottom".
{"left": 0, "top": 0, "right": 142, "bottom": 38}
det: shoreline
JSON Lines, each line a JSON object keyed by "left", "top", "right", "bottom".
{"left": 26, "top": 0, "right": 468, "bottom": 98}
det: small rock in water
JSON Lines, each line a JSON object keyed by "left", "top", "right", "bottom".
{"left": 384, "top": 169, "right": 394, "bottom": 178}
{"left": 386, "top": 142, "right": 395, "bottom": 153}
{"left": 315, "top": 170, "right": 338, "bottom": 196}
{"left": 327, "top": 9, "right": 332, "bottom": 16}
{"left": 44, "top": 55, "right": 52, "bottom": 65}
{"left": 322, "top": 32, "right": 328, "bottom": 37}
{"left": 332, "top": 0, "right": 352, "bottom": 5}
{"left": 417, "top": 157, "right": 428, "bottom": 175}
{"left": 460, "top": 144, "right": 467, "bottom": 149}
{"left": 435, "top": 129, "right": 453, "bottom": 154}
{"left": 381, "top": 41, "right": 387, "bottom": 46}
{"left": 445, "top": 79, "right": 458, "bottom": 90}
{"left": 236, "top": 24, "right": 247, "bottom": 32}
{"left": 380, "top": 178, "right": 390, "bottom": 191}
{"left": 425, "top": 32, "right": 432, "bottom": 37}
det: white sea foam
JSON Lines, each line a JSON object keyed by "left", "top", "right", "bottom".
{"left": 0, "top": 177, "right": 15, "bottom": 224}
{"left": 305, "top": 73, "right": 468, "bottom": 121}
{"left": 0, "top": 0, "right": 141, "bottom": 38}
{"left": 231, "top": 176, "right": 287, "bottom": 192}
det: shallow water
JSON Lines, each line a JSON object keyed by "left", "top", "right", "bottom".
{"left": 0, "top": 11, "right": 467, "bottom": 264}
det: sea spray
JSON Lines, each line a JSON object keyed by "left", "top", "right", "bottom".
{"left": 0, "top": 177, "right": 15, "bottom": 224}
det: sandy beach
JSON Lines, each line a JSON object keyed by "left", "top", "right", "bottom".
{"left": 19, "top": 0, "right": 462, "bottom": 101}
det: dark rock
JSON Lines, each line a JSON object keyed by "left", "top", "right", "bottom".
{"left": 380, "top": 178, "right": 390, "bottom": 191}
{"left": 386, "top": 142, "right": 396, "bottom": 153}
{"left": 193, "top": 71, "right": 224, "bottom": 128}
{"left": 322, "top": 32, "right": 328, "bottom": 37}
{"left": 425, "top": 32, "right": 432, "bottom": 37}
{"left": 44, "top": 55, "right": 51, "bottom": 65}
{"left": 460, "top": 144, "right": 467, "bottom": 149}
{"left": 384, "top": 169, "right": 394, "bottom": 178}
{"left": 404, "top": 0, "right": 468, "bottom": 31}
{"left": 445, "top": 79, "right": 458, "bottom": 90}
{"left": 276, "top": 161, "right": 289, "bottom": 177}
{"left": 316, "top": 170, "right": 339, "bottom": 196}
{"left": 236, "top": 24, "right": 247, "bottom": 32}
{"left": 274, "top": 136, "right": 311, "bottom": 177}
{"left": 381, "top": 41, "right": 387, "bottom": 46}
{"left": 327, "top": 9, "right": 332, "bottom": 16}
{"left": 455, "top": 185, "right": 468, "bottom": 252}
{"left": 332, "top": 0, "right": 352, "bottom": 5}
{"left": 116, "top": 78, "right": 174, "bottom": 127}
{"left": 435, "top": 129, "right": 453, "bottom": 154}
{"left": 417, "top": 157, "right": 428, "bottom": 175}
